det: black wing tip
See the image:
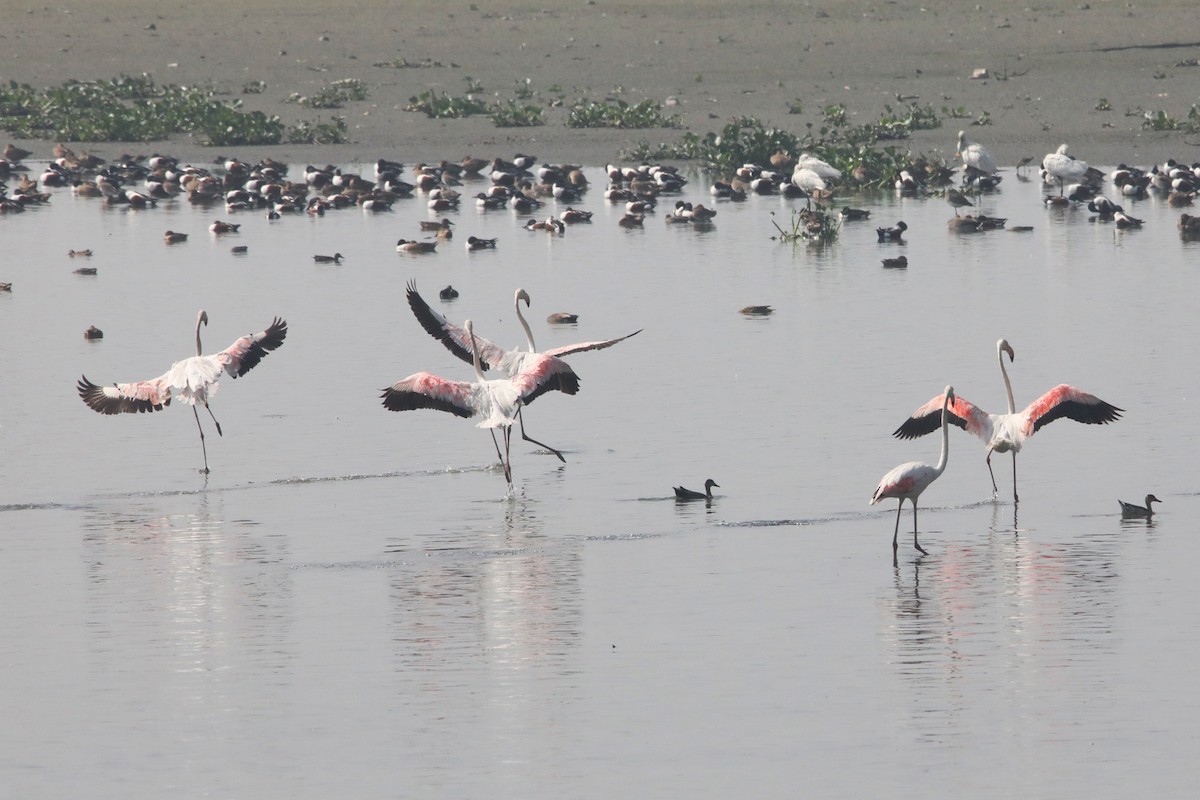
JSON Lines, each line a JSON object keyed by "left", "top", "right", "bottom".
{"left": 77, "top": 374, "right": 165, "bottom": 414}
{"left": 380, "top": 386, "right": 472, "bottom": 418}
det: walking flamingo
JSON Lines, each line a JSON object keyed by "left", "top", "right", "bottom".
{"left": 893, "top": 339, "right": 1123, "bottom": 503}
{"left": 77, "top": 310, "right": 287, "bottom": 473}
{"left": 405, "top": 281, "right": 640, "bottom": 460}
{"left": 380, "top": 319, "right": 579, "bottom": 484}
{"left": 872, "top": 386, "right": 956, "bottom": 557}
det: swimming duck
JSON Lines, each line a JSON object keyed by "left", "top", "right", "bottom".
{"left": 439, "top": 285, "right": 459, "bottom": 300}
{"left": 876, "top": 221, "right": 908, "bottom": 241}
{"left": 618, "top": 213, "right": 645, "bottom": 228}
{"left": 231, "top": 246, "right": 248, "bottom": 254}
{"left": 466, "top": 236, "right": 498, "bottom": 251}
{"left": 560, "top": 207, "right": 593, "bottom": 224}
{"left": 1113, "top": 211, "right": 1144, "bottom": 229}
{"left": 689, "top": 203, "right": 717, "bottom": 223}
{"left": 547, "top": 312, "right": 579, "bottom": 324}
{"left": 1119, "top": 494, "right": 1161, "bottom": 519}
{"left": 396, "top": 239, "right": 438, "bottom": 253}
{"left": 83, "top": 324, "right": 103, "bottom": 340}
{"left": 841, "top": 206, "right": 871, "bottom": 221}
{"left": 209, "top": 220, "right": 240, "bottom": 234}
{"left": 475, "top": 192, "right": 507, "bottom": 210}
{"left": 163, "top": 230, "right": 188, "bottom": 244}
{"left": 68, "top": 249, "right": 93, "bottom": 257}
{"left": 881, "top": 255, "right": 908, "bottom": 268}
{"left": 0, "top": 282, "right": 10, "bottom": 291}
{"left": 313, "top": 253, "right": 344, "bottom": 263}
{"left": 524, "top": 216, "right": 565, "bottom": 233}
{"left": 740, "top": 305, "right": 774, "bottom": 315}
{"left": 1178, "top": 213, "right": 1200, "bottom": 239}
{"left": 674, "top": 479, "right": 719, "bottom": 501}
{"left": 73, "top": 267, "right": 98, "bottom": 275}
{"left": 420, "top": 217, "right": 454, "bottom": 233}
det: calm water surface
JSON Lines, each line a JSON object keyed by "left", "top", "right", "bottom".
{"left": 2, "top": 161, "right": 1199, "bottom": 797}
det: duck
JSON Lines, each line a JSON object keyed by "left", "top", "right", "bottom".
{"left": 4, "top": 143, "right": 32, "bottom": 162}
{"left": 474, "top": 192, "right": 507, "bottom": 210}
{"left": 422, "top": 215, "right": 458, "bottom": 231}
{"left": 1119, "top": 494, "right": 1162, "bottom": 519}
{"left": 560, "top": 207, "right": 593, "bottom": 224}
{"left": 231, "top": 245, "right": 249, "bottom": 254}
{"left": 313, "top": 253, "right": 344, "bottom": 263}
{"left": 73, "top": 267, "right": 98, "bottom": 275}
{"left": 881, "top": 255, "right": 908, "bottom": 268}
{"left": 546, "top": 312, "right": 579, "bottom": 324}
{"left": 466, "top": 235, "right": 498, "bottom": 251}
{"left": 876, "top": 221, "right": 907, "bottom": 241}
{"left": 68, "top": 249, "right": 93, "bottom": 257}
{"left": 689, "top": 203, "right": 717, "bottom": 223}
{"left": 438, "top": 285, "right": 459, "bottom": 300}
{"left": 840, "top": 206, "right": 871, "bottom": 221}
{"left": 524, "top": 216, "right": 565, "bottom": 233}
{"left": 163, "top": 230, "right": 188, "bottom": 244}
{"left": 209, "top": 220, "right": 240, "bottom": 234}
{"left": 396, "top": 239, "right": 438, "bottom": 253}
{"left": 83, "top": 324, "right": 103, "bottom": 340}
{"left": 1087, "top": 196, "right": 1123, "bottom": 219}
{"left": 674, "top": 479, "right": 719, "bottom": 501}
{"left": 1113, "top": 211, "right": 1144, "bottom": 229}
{"left": 618, "top": 213, "right": 645, "bottom": 228}
{"left": 1178, "top": 213, "right": 1200, "bottom": 238}
{"left": 739, "top": 305, "right": 774, "bottom": 315}
{"left": 0, "top": 282, "right": 10, "bottom": 292}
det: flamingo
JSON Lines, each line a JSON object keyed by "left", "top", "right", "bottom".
{"left": 1119, "top": 494, "right": 1161, "bottom": 519}
{"left": 405, "top": 281, "right": 641, "bottom": 460}
{"left": 77, "top": 310, "right": 287, "bottom": 473}
{"left": 872, "top": 385, "right": 956, "bottom": 557}
{"left": 380, "top": 319, "right": 579, "bottom": 485}
{"left": 957, "top": 130, "right": 997, "bottom": 179}
{"left": 893, "top": 339, "right": 1123, "bottom": 503}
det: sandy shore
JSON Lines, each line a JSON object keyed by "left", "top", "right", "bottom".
{"left": 3, "top": 0, "right": 1199, "bottom": 169}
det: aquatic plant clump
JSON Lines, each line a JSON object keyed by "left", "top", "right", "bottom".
{"left": 566, "top": 99, "right": 681, "bottom": 130}
{"left": 0, "top": 75, "right": 342, "bottom": 146}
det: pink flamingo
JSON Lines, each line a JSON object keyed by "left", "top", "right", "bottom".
{"left": 872, "top": 385, "right": 955, "bottom": 556}
{"left": 893, "top": 338, "right": 1123, "bottom": 502}
{"left": 381, "top": 318, "right": 580, "bottom": 485}
{"left": 77, "top": 310, "right": 287, "bottom": 473}
{"left": 405, "top": 281, "right": 640, "bottom": 460}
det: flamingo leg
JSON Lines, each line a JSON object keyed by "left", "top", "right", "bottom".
{"left": 192, "top": 406, "right": 211, "bottom": 474}
{"left": 912, "top": 501, "right": 928, "bottom": 555}
{"left": 1012, "top": 453, "right": 1019, "bottom": 504}
{"left": 488, "top": 430, "right": 506, "bottom": 472}
{"left": 203, "top": 401, "right": 223, "bottom": 437}
{"left": 986, "top": 449, "right": 999, "bottom": 496}
{"left": 892, "top": 500, "right": 903, "bottom": 552}
{"left": 502, "top": 426, "right": 513, "bottom": 484}
{"left": 516, "top": 408, "right": 566, "bottom": 463}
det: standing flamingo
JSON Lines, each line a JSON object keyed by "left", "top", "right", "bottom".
{"left": 381, "top": 319, "right": 579, "bottom": 484}
{"left": 872, "top": 386, "right": 956, "bottom": 557}
{"left": 405, "top": 281, "right": 640, "bottom": 460}
{"left": 893, "top": 338, "right": 1123, "bottom": 503}
{"left": 77, "top": 310, "right": 287, "bottom": 473}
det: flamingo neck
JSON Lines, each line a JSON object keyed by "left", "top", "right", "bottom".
{"left": 195, "top": 315, "right": 204, "bottom": 356}
{"left": 468, "top": 326, "right": 485, "bottom": 382}
{"left": 515, "top": 298, "right": 536, "bottom": 352}
{"left": 998, "top": 346, "right": 1016, "bottom": 413}
{"left": 935, "top": 395, "right": 952, "bottom": 476}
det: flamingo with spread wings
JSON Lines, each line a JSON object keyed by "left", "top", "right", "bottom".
{"left": 893, "top": 338, "right": 1123, "bottom": 502}
{"left": 381, "top": 319, "right": 579, "bottom": 485}
{"left": 77, "top": 310, "right": 287, "bottom": 473}
{"left": 405, "top": 281, "right": 640, "bottom": 460}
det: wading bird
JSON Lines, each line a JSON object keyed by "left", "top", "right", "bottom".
{"left": 381, "top": 319, "right": 579, "bottom": 485}
{"left": 405, "top": 282, "right": 640, "bottom": 460}
{"left": 872, "top": 386, "right": 956, "bottom": 557}
{"left": 77, "top": 310, "right": 287, "bottom": 473}
{"left": 893, "top": 339, "right": 1123, "bottom": 503}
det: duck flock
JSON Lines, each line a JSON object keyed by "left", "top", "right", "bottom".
{"left": 0, "top": 130, "right": 1186, "bottom": 551}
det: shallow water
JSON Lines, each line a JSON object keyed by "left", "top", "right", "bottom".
{"left": 3, "top": 163, "right": 1199, "bottom": 796}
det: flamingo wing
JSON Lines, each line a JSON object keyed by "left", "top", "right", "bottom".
{"left": 77, "top": 374, "right": 172, "bottom": 414}
{"left": 541, "top": 329, "right": 642, "bottom": 359}
{"left": 405, "top": 281, "right": 508, "bottom": 370}
{"left": 380, "top": 372, "right": 476, "bottom": 418}
{"left": 510, "top": 354, "right": 580, "bottom": 405}
{"left": 893, "top": 391, "right": 991, "bottom": 442}
{"left": 213, "top": 317, "right": 287, "bottom": 378}
{"left": 1023, "top": 384, "right": 1123, "bottom": 434}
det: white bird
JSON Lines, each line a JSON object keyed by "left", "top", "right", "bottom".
{"left": 893, "top": 338, "right": 1123, "bottom": 503}
{"left": 405, "top": 281, "right": 641, "bottom": 460}
{"left": 872, "top": 385, "right": 956, "bottom": 557}
{"left": 790, "top": 167, "right": 828, "bottom": 193}
{"left": 957, "top": 130, "right": 997, "bottom": 177}
{"left": 795, "top": 153, "right": 841, "bottom": 181}
{"left": 380, "top": 319, "right": 579, "bottom": 485}
{"left": 1042, "top": 144, "right": 1091, "bottom": 197}
{"left": 77, "top": 310, "right": 288, "bottom": 473}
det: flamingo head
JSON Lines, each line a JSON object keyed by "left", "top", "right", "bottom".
{"left": 999, "top": 338, "right": 1014, "bottom": 362}
{"left": 198, "top": 309, "right": 209, "bottom": 327}
{"left": 945, "top": 385, "right": 955, "bottom": 405}
{"left": 515, "top": 288, "right": 531, "bottom": 308}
